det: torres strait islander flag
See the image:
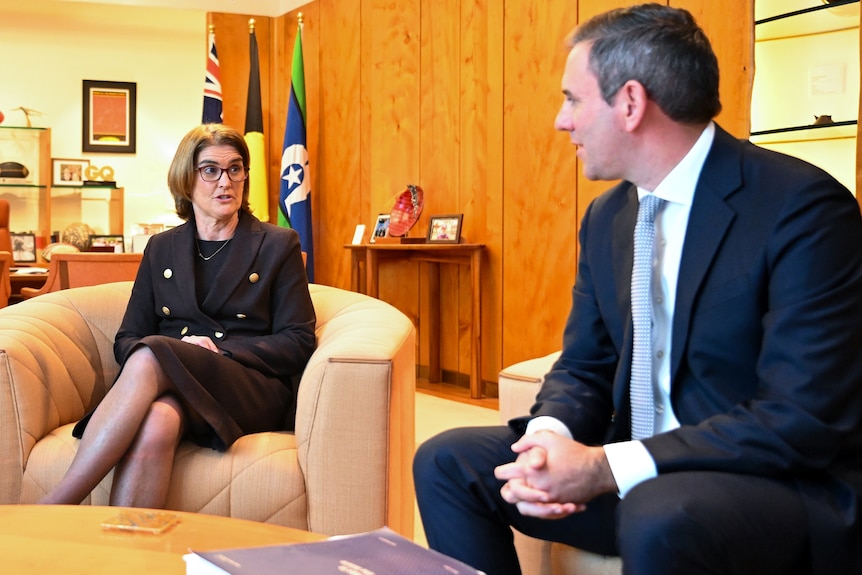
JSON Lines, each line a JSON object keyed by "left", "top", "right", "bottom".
{"left": 279, "top": 19, "right": 314, "bottom": 282}
{"left": 244, "top": 21, "right": 269, "bottom": 222}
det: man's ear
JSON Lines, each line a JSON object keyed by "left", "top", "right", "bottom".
{"left": 617, "top": 80, "right": 648, "bottom": 132}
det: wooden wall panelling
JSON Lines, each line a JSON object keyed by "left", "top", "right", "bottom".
{"left": 461, "top": 0, "right": 505, "bottom": 384}
{"left": 365, "top": 0, "right": 423, "bottom": 337}
{"left": 316, "top": 0, "right": 362, "bottom": 289}
{"left": 359, "top": 0, "right": 374, "bottom": 259}
{"left": 501, "top": 0, "right": 580, "bottom": 368}
{"left": 419, "top": 0, "right": 462, "bottom": 377}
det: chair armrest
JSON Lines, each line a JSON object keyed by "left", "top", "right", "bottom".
{"left": 296, "top": 285, "right": 416, "bottom": 537}
{"left": 498, "top": 351, "right": 561, "bottom": 424}
{"left": 0, "top": 282, "right": 130, "bottom": 502}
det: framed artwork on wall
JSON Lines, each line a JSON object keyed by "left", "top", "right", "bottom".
{"left": 82, "top": 80, "right": 137, "bottom": 154}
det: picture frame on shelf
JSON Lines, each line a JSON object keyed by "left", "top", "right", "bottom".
{"left": 427, "top": 214, "right": 463, "bottom": 244}
{"left": 11, "top": 232, "right": 37, "bottom": 263}
{"left": 89, "top": 234, "right": 125, "bottom": 253}
{"left": 52, "top": 158, "right": 89, "bottom": 186}
{"left": 82, "top": 80, "right": 137, "bottom": 154}
{"left": 369, "top": 213, "right": 391, "bottom": 244}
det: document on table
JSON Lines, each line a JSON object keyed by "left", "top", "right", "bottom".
{"left": 184, "top": 526, "right": 486, "bottom": 575}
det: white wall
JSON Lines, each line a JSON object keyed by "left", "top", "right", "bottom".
{"left": 751, "top": 1, "right": 859, "bottom": 194}
{"left": 1, "top": 1, "right": 219, "bottom": 235}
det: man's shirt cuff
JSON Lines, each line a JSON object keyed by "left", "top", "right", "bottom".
{"left": 525, "top": 416, "right": 573, "bottom": 439}
{"left": 603, "top": 441, "right": 658, "bottom": 498}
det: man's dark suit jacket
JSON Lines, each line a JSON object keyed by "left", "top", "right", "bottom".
{"left": 523, "top": 125, "right": 862, "bottom": 571}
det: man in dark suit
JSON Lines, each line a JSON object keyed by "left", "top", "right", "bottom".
{"left": 414, "top": 5, "right": 862, "bottom": 574}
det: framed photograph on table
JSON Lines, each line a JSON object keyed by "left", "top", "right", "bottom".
{"left": 427, "top": 214, "right": 463, "bottom": 244}
{"left": 89, "top": 234, "right": 125, "bottom": 253}
{"left": 11, "top": 233, "right": 37, "bottom": 263}
{"left": 370, "top": 213, "right": 391, "bottom": 244}
{"left": 52, "top": 158, "right": 89, "bottom": 186}
{"left": 82, "top": 80, "right": 137, "bottom": 154}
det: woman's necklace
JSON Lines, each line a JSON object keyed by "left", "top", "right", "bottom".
{"left": 196, "top": 237, "right": 232, "bottom": 261}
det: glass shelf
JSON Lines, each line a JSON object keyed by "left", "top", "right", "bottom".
{"left": 757, "top": 0, "right": 859, "bottom": 25}
{"left": 50, "top": 186, "right": 124, "bottom": 236}
{"left": 49, "top": 184, "right": 118, "bottom": 189}
{"left": 756, "top": 0, "right": 860, "bottom": 41}
{"left": 750, "top": 119, "right": 857, "bottom": 143}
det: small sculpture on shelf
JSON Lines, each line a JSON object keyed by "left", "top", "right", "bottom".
{"left": 387, "top": 184, "right": 424, "bottom": 238}
{"left": 60, "top": 222, "right": 93, "bottom": 252}
{"left": 0, "top": 107, "right": 45, "bottom": 128}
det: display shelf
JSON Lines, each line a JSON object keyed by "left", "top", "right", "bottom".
{"left": 0, "top": 126, "right": 51, "bottom": 241}
{"left": 50, "top": 186, "right": 124, "bottom": 237}
{"left": 756, "top": 0, "right": 859, "bottom": 41}
{"left": 751, "top": 0, "right": 858, "bottom": 196}
{"left": 750, "top": 119, "right": 857, "bottom": 143}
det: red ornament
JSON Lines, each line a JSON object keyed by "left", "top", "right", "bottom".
{"left": 388, "top": 184, "right": 424, "bottom": 237}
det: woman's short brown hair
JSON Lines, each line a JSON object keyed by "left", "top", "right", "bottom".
{"left": 168, "top": 124, "right": 252, "bottom": 220}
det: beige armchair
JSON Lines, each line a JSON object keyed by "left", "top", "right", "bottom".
{"left": 499, "top": 352, "right": 622, "bottom": 575}
{"left": 0, "top": 281, "right": 416, "bottom": 538}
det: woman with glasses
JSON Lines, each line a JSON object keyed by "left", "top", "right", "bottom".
{"left": 41, "top": 124, "right": 316, "bottom": 508}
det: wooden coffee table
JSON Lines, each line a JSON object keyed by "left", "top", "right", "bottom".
{"left": 0, "top": 505, "right": 323, "bottom": 574}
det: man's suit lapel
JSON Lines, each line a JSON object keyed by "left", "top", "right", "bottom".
{"left": 612, "top": 184, "right": 639, "bottom": 416}
{"left": 613, "top": 185, "right": 638, "bottom": 318}
{"left": 670, "top": 127, "right": 743, "bottom": 382}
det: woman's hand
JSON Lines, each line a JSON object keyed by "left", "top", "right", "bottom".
{"left": 181, "top": 335, "right": 220, "bottom": 353}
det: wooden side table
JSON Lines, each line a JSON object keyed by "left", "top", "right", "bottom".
{"left": 345, "top": 243, "right": 485, "bottom": 397}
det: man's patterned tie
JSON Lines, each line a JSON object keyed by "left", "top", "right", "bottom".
{"left": 630, "top": 193, "right": 664, "bottom": 440}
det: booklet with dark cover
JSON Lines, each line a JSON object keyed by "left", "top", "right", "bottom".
{"left": 183, "top": 526, "right": 486, "bottom": 575}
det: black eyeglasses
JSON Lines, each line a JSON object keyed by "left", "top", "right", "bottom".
{"left": 197, "top": 165, "right": 249, "bottom": 183}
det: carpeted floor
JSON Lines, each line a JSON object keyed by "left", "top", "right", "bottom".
{"left": 413, "top": 391, "right": 500, "bottom": 545}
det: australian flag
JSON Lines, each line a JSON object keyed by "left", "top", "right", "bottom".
{"left": 202, "top": 27, "right": 223, "bottom": 124}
